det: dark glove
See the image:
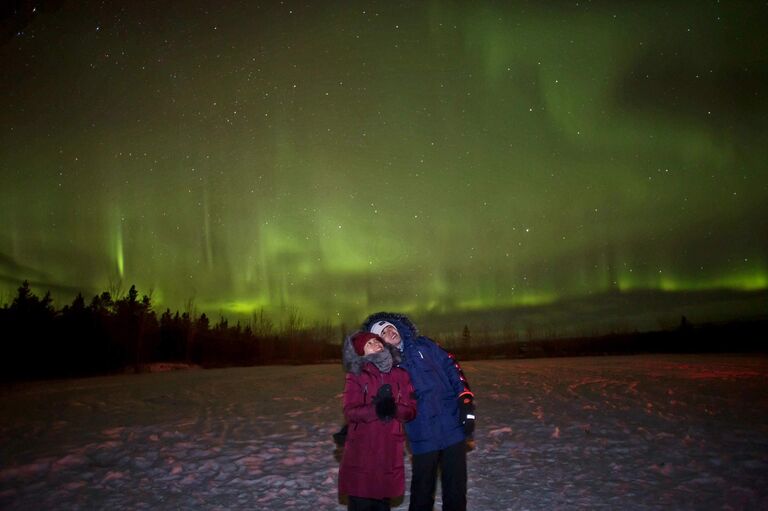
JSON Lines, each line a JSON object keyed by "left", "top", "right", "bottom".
{"left": 374, "top": 384, "right": 396, "bottom": 421}
{"left": 332, "top": 424, "right": 348, "bottom": 447}
{"left": 458, "top": 394, "right": 476, "bottom": 436}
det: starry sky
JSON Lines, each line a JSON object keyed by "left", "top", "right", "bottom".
{"left": 1, "top": 1, "right": 767, "bottom": 334}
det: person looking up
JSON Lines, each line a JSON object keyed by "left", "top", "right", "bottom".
{"left": 365, "top": 313, "right": 475, "bottom": 511}
{"left": 338, "top": 331, "right": 417, "bottom": 511}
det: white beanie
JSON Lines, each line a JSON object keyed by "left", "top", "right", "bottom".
{"left": 370, "top": 320, "right": 396, "bottom": 337}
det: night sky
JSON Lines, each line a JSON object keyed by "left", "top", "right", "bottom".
{"left": 2, "top": 1, "right": 767, "bottom": 333}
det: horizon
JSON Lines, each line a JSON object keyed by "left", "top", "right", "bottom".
{"left": 3, "top": 279, "right": 765, "bottom": 342}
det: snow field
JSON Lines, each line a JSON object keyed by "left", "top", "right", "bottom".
{"left": 1, "top": 354, "right": 767, "bottom": 509}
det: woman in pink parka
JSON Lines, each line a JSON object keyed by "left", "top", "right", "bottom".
{"left": 338, "top": 331, "right": 417, "bottom": 510}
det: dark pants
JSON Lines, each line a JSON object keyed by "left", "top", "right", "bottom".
{"left": 409, "top": 440, "right": 467, "bottom": 511}
{"left": 348, "top": 496, "right": 391, "bottom": 511}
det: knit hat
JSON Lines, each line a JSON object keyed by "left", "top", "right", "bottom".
{"left": 352, "top": 332, "right": 382, "bottom": 356}
{"left": 370, "top": 320, "right": 396, "bottom": 337}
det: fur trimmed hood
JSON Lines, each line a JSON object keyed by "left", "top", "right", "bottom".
{"left": 360, "top": 312, "right": 419, "bottom": 341}
{"left": 342, "top": 331, "right": 402, "bottom": 375}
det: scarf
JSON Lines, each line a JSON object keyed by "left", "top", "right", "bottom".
{"left": 363, "top": 348, "right": 393, "bottom": 374}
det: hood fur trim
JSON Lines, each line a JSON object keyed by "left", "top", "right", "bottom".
{"left": 361, "top": 312, "right": 419, "bottom": 341}
{"left": 342, "top": 331, "right": 401, "bottom": 375}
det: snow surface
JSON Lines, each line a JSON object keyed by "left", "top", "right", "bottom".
{"left": 1, "top": 354, "right": 767, "bottom": 510}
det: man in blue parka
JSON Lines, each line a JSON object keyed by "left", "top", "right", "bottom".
{"left": 363, "top": 312, "right": 475, "bottom": 511}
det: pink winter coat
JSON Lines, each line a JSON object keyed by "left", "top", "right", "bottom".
{"left": 338, "top": 352, "right": 416, "bottom": 499}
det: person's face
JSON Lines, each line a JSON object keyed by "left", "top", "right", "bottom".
{"left": 380, "top": 325, "right": 401, "bottom": 346}
{"left": 363, "top": 337, "right": 384, "bottom": 355}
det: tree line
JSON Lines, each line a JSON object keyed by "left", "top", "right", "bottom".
{"left": 0, "top": 281, "right": 340, "bottom": 382}
{"left": 3, "top": 281, "right": 764, "bottom": 382}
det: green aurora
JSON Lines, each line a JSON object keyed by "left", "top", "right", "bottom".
{"left": 1, "top": 1, "right": 767, "bottom": 333}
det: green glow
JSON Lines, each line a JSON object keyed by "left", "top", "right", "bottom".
{"left": 113, "top": 212, "right": 125, "bottom": 279}
{"left": 457, "top": 291, "right": 559, "bottom": 311}
{"left": 619, "top": 268, "right": 768, "bottom": 293}
{"left": 216, "top": 300, "right": 270, "bottom": 316}
{"left": 0, "top": 2, "right": 766, "bottom": 331}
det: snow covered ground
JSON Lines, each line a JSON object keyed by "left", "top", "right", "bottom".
{"left": 1, "top": 354, "right": 767, "bottom": 510}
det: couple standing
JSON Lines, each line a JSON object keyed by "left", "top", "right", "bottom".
{"left": 338, "top": 312, "right": 476, "bottom": 511}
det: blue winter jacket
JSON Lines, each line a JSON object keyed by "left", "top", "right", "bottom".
{"left": 363, "top": 312, "right": 471, "bottom": 455}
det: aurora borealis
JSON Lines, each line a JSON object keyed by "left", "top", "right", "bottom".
{"left": 1, "top": 1, "right": 767, "bottom": 334}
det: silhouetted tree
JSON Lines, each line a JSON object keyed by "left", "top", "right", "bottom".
{"left": 90, "top": 291, "right": 114, "bottom": 315}
{"left": 113, "top": 285, "right": 157, "bottom": 372}
{"left": 461, "top": 324, "right": 472, "bottom": 356}
{"left": 0, "top": 281, "right": 56, "bottom": 379}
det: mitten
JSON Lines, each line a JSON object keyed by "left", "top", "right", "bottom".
{"left": 374, "top": 383, "right": 396, "bottom": 421}
{"left": 458, "top": 393, "right": 476, "bottom": 436}
{"left": 332, "top": 424, "right": 348, "bottom": 446}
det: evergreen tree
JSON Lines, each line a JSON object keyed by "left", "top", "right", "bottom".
{"left": 461, "top": 324, "right": 472, "bottom": 355}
